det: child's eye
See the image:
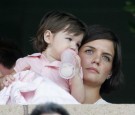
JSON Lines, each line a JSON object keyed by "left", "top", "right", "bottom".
{"left": 66, "top": 38, "right": 72, "bottom": 41}
{"left": 76, "top": 43, "right": 80, "bottom": 48}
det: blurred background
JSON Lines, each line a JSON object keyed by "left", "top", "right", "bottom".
{"left": 0, "top": 0, "right": 135, "bottom": 103}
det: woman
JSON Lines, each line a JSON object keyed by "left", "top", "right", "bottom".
{"left": 78, "top": 25, "right": 123, "bottom": 104}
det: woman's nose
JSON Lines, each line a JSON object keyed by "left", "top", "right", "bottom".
{"left": 91, "top": 54, "right": 101, "bottom": 65}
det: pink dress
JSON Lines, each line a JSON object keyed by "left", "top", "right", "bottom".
{"left": 14, "top": 53, "right": 70, "bottom": 92}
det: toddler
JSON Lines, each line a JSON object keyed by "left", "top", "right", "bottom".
{"left": 0, "top": 10, "right": 86, "bottom": 103}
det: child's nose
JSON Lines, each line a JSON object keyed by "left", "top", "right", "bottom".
{"left": 70, "top": 42, "right": 78, "bottom": 53}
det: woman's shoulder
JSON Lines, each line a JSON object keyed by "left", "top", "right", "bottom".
{"left": 94, "top": 98, "right": 111, "bottom": 104}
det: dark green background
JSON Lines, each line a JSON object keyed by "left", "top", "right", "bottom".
{"left": 0, "top": 0, "right": 135, "bottom": 103}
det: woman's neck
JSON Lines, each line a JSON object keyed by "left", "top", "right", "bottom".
{"left": 83, "top": 84, "right": 101, "bottom": 104}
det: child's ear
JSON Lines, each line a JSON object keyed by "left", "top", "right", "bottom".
{"left": 44, "top": 30, "right": 53, "bottom": 43}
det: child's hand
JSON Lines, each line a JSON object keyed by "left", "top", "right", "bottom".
{"left": 0, "top": 75, "right": 15, "bottom": 90}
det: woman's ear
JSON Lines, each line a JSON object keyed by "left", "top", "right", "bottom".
{"left": 107, "top": 72, "right": 112, "bottom": 79}
{"left": 44, "top": 30, "right": 53, "bottom": 44}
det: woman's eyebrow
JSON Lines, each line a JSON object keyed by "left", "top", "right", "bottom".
{"left": 85, "top": 46, "right": 95, "bottom": 49}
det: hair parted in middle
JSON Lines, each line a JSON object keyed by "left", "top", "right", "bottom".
{"left": 80, "top": 25, "right": 124, "bottom": 94}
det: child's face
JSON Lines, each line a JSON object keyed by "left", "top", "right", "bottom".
{"left": 46, "top": 30, "right": 83, "bottom": 61}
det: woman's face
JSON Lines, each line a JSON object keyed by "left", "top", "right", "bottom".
{"left": 79, "top": 39, "right": 114, "bottom": 86}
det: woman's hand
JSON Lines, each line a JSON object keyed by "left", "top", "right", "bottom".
{"left": 69, "top": 54, "right": 85, "bottom": 103}
{"left": 0, "top": 74, "right": 15, "bottom": 90}
{"left": 74, "top": 55, "right": 82, "bottom": 77}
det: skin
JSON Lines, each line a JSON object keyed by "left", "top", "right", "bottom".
{"left": 0, "top": 64, "right": 15, "bottom": 89}
{"left": 78, "top": 39, "right": 114, "bottom": 104}
{"left": 43, "top": 30, "right": 83, "bottom": 61}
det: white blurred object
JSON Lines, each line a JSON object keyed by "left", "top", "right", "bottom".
{"left": 59, "top": 49, "right": 77, "bottom": 79}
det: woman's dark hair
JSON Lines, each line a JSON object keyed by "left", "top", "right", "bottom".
{"left": 33, "top": 10, "right": 87, "bottom": 52}
{"left": 30, "top": 102, "right": 70, "bottom": 115}
{"left": 80, "top": 25, "right": 124, "bottom": 94}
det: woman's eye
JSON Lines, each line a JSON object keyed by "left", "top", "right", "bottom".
{"left": 85, "top": 49, "right": 93, "bottom": 55}
{"left": 66, "top": 38, "right": 72, "bottom": 41}
{"left": 102, "top": 56, "right": 111, "bottom": 62}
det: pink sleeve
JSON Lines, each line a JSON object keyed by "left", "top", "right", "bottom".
{"left": 14, "top": 57, "right": 31, "bottom": 72}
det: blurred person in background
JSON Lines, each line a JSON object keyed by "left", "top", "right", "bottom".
{"left": 30, "top": 102, "right": 70, "bottom": 115}
{"left": 0, "top": 39, "right": 23, "bottom": 77}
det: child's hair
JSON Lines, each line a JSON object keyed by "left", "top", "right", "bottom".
{"left": 33, "top": 10, "right": 87, "bottom": 52}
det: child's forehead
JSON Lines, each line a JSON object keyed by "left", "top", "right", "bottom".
{"left": 63, "top": 25, "right": 84, "bottom": 36}
{"left": 63, "top": 31, "right": 75, "bottom": 36}
{"left": 62, "top": 30, "right": 84, "bottom": 37}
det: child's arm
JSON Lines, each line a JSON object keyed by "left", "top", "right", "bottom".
{"left": 69, "top": 55, "right": 85, "bottom": 103}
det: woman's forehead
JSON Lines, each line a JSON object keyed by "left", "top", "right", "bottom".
{"left": 81, "top": 39, "right": 114, "bottom": 55}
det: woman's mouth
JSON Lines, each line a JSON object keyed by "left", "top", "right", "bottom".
{"left": 87, "top": 67, "right": 99, "bottom": 74}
